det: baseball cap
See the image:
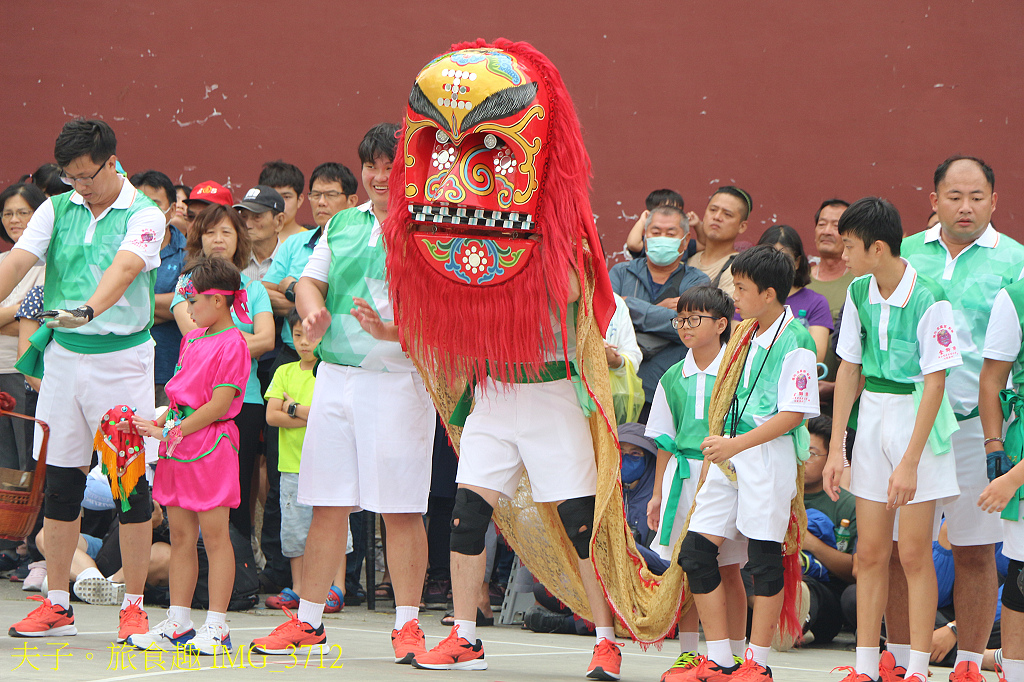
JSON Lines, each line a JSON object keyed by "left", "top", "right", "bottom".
{"left": 617, "top": 422, "right": 657, "bottom": 457}
{"left": 187, "top": 181, "right": 234, "bottom": 208}
{"left": 234, "top": 185, "right": 285, "bottom": 214}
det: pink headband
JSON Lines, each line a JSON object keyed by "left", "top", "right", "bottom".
{"left": 203, "top": 288, "right": 252, "bottom": 324}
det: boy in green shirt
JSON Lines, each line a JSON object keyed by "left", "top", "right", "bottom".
{"left": 824, "top": 197, "right": 962, "bottom": 682}
{"left": 679, "top": 246, "right": 820, "bottom": 681}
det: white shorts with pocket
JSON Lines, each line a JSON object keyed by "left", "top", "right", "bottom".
{"left": 850, "top": 391, "right": 960, "bottom": 505}
{"left": 297, "top": 364, "right": 435, "bottom": 513}
{"left": 654, "top": 456, "right": 748, "bottom": 565}
{"left": 937, "top": 416, "right": 1003, "bottom": 546}
{"left": 687, "top": 437, "right": 798, "bottom": 544}
{"left": 457, "top": 378, "right": 598, "bottom": 503}
{"left": 34, "top": 340, "right": 156, "bottom": 468}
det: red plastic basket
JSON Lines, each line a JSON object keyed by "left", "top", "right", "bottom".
{"left": 0, "top": 392, "right": 49, "bottom": 540}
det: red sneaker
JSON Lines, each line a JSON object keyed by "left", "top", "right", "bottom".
{"left": 878, "top": 651, "right": 906, "bottom": 681}
{"left": 411, "top": 625, "right": 487, "bottom": 670}
{"left": 587, "top": 638, "right": 623, "bottom": 681}
{"left": 249, "top": 608, "right": 328, "bottom": 655}
{"left": 391, "top": 618, "right": 426, "bottom": 664}
{"left": 948, "top": 661, "right": 986, "bottom": 682}
{"left": 117, "top": 602, "right": 149, "bottom": 643}
{"left": 831, "top": 666, "right": 878, "bottom": 682}
{"left": 661, "top": 651, "right": 705, "bottom": 681}
{"left": 8, "top": 596, "right": 77, "bottom": 637}
{"left": 730, "top": 655, "right": 773, "bottom": 680}
{"left": 694, "top": 656, "right": 742, "bottom": 681}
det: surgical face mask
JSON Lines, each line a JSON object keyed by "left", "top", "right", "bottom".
{"left": 620, "top": 453, "right": 647, "bottom": 484}
{"left": 646, "top": 236, "right": 683, "bottom": 266}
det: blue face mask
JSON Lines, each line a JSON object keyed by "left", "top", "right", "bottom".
{"left": 620, "top": 453, "right": 647, "bottom": 484}
{"left": 646, "top": 236, "right": 683, "bottom": 266}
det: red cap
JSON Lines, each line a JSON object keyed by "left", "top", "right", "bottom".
{"left": 187, "top": 181, "right": 234, "bottom": 207}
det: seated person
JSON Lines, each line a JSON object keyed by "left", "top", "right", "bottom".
{"left": 625, "top": 189, "right": 701, "bottom": 260}
{"left": 609, "top": 206, "right": 709, "bottom": 414}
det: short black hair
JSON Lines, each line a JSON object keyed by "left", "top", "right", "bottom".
{"left": 358, "top": 123, "right": 400, "bottom": 165}
{"left": 730, "top": 244, "right": 794, "bottom": 306}
{"left": 813, "top": 198, "right": 850, "bottom": 225}
{"left": 182, "top": 256, "right": 242, "bottom": 302}
{"left": 129, "top": 170, "right": 175, "bottom": 208}
{"left": 24, "top": 163, "right": 71, "bottom": 196}
{"left": 174, "top": 184, "right": 192, "bottom": 199}
{"left": 676, "top": 285, "right": 735, "bottom": 345}
{"left": 287, "top": 308, "right": 303, "bottom": 328}
{"left": 259, "top": 160, "right": 305, "bottom": 197}
{"left": 757, "top": 225, "right": 811, "bottom": 288}
{"left": 645, "top": 189, "right": 684, "bottom": 212}
{"left": 0, "top": 183, "right": 47, "bottom": 243}
{"left": 933, "top": 155, "right": 995, "bottom": 192}
{"left": 309, "top": 162, "right": 358, "bottom": 195}
{"left": 837, "top": 197, "right": 902, "bottom": 257}
{"left": 712, "top": 185, "right": 753, "bottom": 220}
{"left": 54, "top": 119, "right": 116, "bottom": 168}
{"left": 806, "top": 415, "right": 832, "bottom": 446}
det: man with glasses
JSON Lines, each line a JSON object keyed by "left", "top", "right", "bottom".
{"left": 0, "top": 119, "right": 165, "bottom": 643}
{"left": 609, "top": 204, "right": 709, "bottom": 419}
{"left": 130, "top": 170, "right": 185, "bottom": 407}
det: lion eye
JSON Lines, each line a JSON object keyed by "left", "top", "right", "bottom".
{"left": 483, "top": 133, "right": 500, "bottom": 150}
{"left": 435, "top": 130, "right": 450, "bottom": 144}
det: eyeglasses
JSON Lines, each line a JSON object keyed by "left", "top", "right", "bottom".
{"left": 59, "top": 157, "right": 110, "bottom": 187}
{"left": 308, "top": 191, "right": 347, "bottom": 201}
{"left": 671, "top": 314, "right": 721, "bottom": 329}
{"left": 2, "top": 209, "right": 32, "bottom": 221}
{"left": 807, "top": 448, "right": 828, "bottom": 459}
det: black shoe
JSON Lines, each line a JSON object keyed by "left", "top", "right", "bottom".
{"left": 423, "top": 579, "right": 452, "bottom": 607}
{"left": 257, "top": 571, "right": 285, "bottom": 595}
{"left": 344, "top": 579, "right": 365, "bottom": 606}
{"left": 524, "top": 605, "right": 571, "bottom": 634}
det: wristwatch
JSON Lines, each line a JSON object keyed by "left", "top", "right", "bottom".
{"left": 946, "top": 622, "right": 957, "bottom": 636}
{"left": 287, "top": 402, "right": 298, "bottom": 418}
{"left": 285, "top": 281, "right": 298, "bottom": 303}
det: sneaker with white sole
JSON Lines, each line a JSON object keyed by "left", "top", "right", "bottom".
{"left": 186, "top": 623, "right": 232, "bottom": 655}
{"left": 22, "top": 562, "right": 46, "bottom": 592}
{"left": 74, "top": 576, "right": 126, "bottom": 606}
{"left": 127, "top": 616, "right": 196, "bottom": 652}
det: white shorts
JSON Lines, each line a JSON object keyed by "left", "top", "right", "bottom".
{"left": 849, "top": 391, "right": 960, "bottom": 505}
{"left": 457, "top": 378, "right": 598, "bottom": 503}
{"left": 688, "top": 437, "right": 798, "bottom": 544}
{"left": 654, "top": 457, "right": 747, "bottom": 566}
{"left": 297, "top": 364, "right": 435, "bottom": 514}
{"left": 1001, "top": 506, "right": 1024, "bottom": 562}
{"left": 34, "top": 340, "right": 156, "bottom": 468}
{"left": 937, "top": 416, "right": 1003, "bottom": 546}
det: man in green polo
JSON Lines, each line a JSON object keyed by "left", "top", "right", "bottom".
{"left": 0, "top": 120, "right": 164, "bottom": 644}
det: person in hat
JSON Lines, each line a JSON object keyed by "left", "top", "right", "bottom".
{"left": 234, "top": 185, "right": 285, "bottom": 284}
{"left": 184, "top": 181, "right": 234, "bottom": 234}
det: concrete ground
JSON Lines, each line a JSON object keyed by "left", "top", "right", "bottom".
{"left": 0, "top": 579, "right": 998, "bottom": 681}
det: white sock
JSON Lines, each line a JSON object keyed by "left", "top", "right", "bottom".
{"left": 168, "top": 605, "right": 192, "bottom": 631}
{"left": 48, "top": 590, "right": 70, "bottom": 610}
{"left": 856, "top": 646, "right": 880, "bottom": 676}
{"left": 706, "top": 639, "right": 733, "bottom": 668}
{"left": 747, "top": 643, "right": 770, "bottom": 666}
{"left": 75, "top": 566, "right": 103, "bottom": 583}
{"left": 954, "top": 649, "right": 983, "bottom": 668}
{"left": 679, "top": 631, "right": 699, "bottom": 654}
{"left": 1002, "top": 657, "right": 1024, "bottom": 682}
{"left": 906, "top": 649, "right": 929, "bottom": 679}
{"left": 395, "top": 605, "right": 419, "bottom": 630}
{"left": 595, "top": 627, "right": 616, "bottom": 643}
{"left": 454, "top": 619, "right": 476, "bottom": 643}
{"left": 730, "top": 639, "right": 747, "bottom": 658}
{"left": 297, "top": 598, "right": 324, "bottom": 629}
{"left": 887, "top": 643, "right": 910, "bottom": 669}
{"left": 122, "top": 593, "right": 143, "bottom": 611}
{"left": 204, "top": 611, "right": 227, "bottom": 628}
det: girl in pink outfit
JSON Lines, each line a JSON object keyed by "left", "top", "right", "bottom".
{"left": 123, "top": 257, "right": 251, "bottom": 655}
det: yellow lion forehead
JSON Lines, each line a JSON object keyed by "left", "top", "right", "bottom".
{"left": 415, "top": 49, "right": 531, "bottom": 129}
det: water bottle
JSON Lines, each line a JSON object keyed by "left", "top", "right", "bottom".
{"left": 834, "top": 519, "right": 851, "bottom": 552}
{"left": 796, "top": 309, "right": 810, "bottom": 328}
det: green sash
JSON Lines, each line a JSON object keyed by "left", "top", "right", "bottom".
{"left": 449, "top": 361, "right": 580, "bottom": 427}
{"left": 862, "top": 376, "right": 958, "bottom": 455}
{"left": 14, "top": 326, "right": 151, "bottom": 379}
{"left": 652, "top": 435, "right": 702, "bottom": 546}
{"left": 999, "top": 388, "right": 1024, "bottom": 521}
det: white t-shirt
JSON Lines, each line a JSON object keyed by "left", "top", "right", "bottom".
{"left": 983, "top": 288, "right": 1022, "bottom": 362}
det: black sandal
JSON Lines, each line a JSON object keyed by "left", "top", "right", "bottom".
{"left": 441, "top": 608, "right": 493, "bottom": 627}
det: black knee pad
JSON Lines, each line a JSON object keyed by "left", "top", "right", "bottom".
{"left": 1003, "top": 559, "right": 1024, "bottom": 614}
{"left": 449, "top": 488, "right": 493, "bottom": 556}
{"left": 747, "top": 539, "right": 784, "bottom": 597}
{"left": 117, "top": 476, "right": 153, "bottom": 525}
{"left": 558, "top": 496, "right": 596, "bottom": 559}
{"left": 678, "top": 532, "right": 722, "bottom": 594}
{"left": 44, "top": 466, "right": 87, "bottom": 522}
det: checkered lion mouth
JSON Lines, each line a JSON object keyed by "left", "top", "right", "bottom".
{"left": 408, "top": 204, "right": 535, "bottom": 234}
